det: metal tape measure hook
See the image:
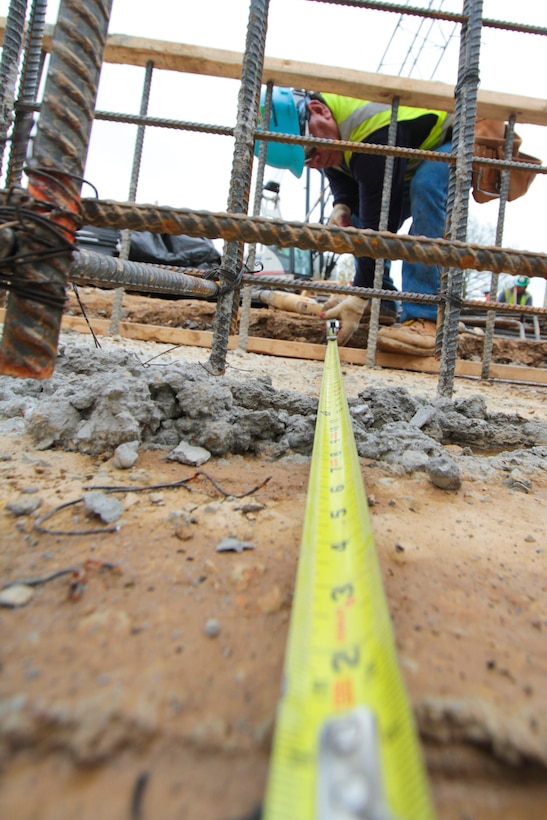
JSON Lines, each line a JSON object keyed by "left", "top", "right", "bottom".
{"left": 326, "top": 319, "right": 339, "bottom": 340}
{"left": 317, "top": 706, "right": 398, "bottom": 820}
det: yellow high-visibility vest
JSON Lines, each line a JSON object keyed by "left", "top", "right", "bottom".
{"left": 321, "top": 93, "right": 451, "bottom": 167}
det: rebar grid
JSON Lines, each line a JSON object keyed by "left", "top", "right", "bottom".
{"left": 0, "top": 0, "right": 545, "bottom": 389}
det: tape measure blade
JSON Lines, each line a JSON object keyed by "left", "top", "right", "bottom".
{"left": 264, "top": 339, "right": 434, "bottom": 819}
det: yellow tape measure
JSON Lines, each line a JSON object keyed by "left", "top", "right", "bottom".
{"left": 263, "top": 321, "right": 434, "bottom": 820}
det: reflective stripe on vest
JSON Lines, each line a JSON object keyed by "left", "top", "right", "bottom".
{"left": 321, "top": 92, "right": 450, "bottom": 167}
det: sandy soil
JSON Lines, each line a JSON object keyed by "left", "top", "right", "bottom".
{"left": 0, "top": 289, "right": 546, "bottom": 819}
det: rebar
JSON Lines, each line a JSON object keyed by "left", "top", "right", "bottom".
{"left": 0, "top": 0, "right": 29, "bottom": 174}
{"left": 63, "top": 247, "right": 546, "bottom": 319}
{"left": 208, "top": 0, "right": 270, "bottom": 375}
{"left": 237, "top": 81, "right": 273, "bottom": 354}
{"left": 0, "top": 0, "right": 113, "bottom": 379}
{"left": 79, "top": 200, "right": 547, "bottom": 280}
{"left": 311, "top": 0, "right": 547, "bottom": 35}
{"left": 366, "top": 96, "right": 399, "bottom": 367}
{"left": 437, "top": 0, "right": 483, "bottom": 398}
{"left": 70, "top": 248, "right": 219, "bottom": 297}
{"left": 109, "top": 59, "right": 154, "bottom": 336}
{"left": 5, "top": 0, "right": 48, "bottom": 187}
{"left": 480, "top": 114, "right": 515, "bottom": 379}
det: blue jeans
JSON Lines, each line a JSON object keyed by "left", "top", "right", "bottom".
{"left": 351, "top": 215, "right": 399, "bottom": 316}
{"left": 399, "top": 140, "right": 451, "bottom": 322}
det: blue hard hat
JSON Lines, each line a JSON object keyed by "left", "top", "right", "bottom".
{"left": 255, "top": 87, "right": 307, "bottom": 178}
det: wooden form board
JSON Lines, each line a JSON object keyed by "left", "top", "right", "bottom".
{"left": 13, "top": 312, "right": 540, "bottom": 387}
{"left": 1, "top": 19, "right": 546, "bottom": 125}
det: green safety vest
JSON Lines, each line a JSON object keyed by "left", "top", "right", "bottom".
{"left": 321, "top": 92, "right": 452, "bottom": 167}
{"left": 504, "top": 288, "right": 529, "bottom": 305}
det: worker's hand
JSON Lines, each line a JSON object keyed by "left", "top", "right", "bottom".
{"left": 321, "top": 295, "right": 369, "bottom": 346}
{"left": 328, "top": 203, "right": 352, "bottom": 228}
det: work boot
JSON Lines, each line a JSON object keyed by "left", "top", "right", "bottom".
{"left": 377, "top": 318, "right": 437, "bottom": 356}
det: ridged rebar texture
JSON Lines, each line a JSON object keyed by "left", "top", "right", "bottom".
{"left": 0, "top": 0, "right": 29, "bottom": 173}
{"left": 70, "top": 248, "right": 219, "bottom": 297}
{"left": 366, "top": 97, "right": 399, "bottom": 367}
{"left": 110, "top": 59, "right": 154, "bottom": 336}
{"left": 79, "top": 201, "right": 547, "bottom": 280}
{"left": 237, "top": 81, "right": 274, "bottom": 354}
{"left": 312, "top": 0, "right": 547, "bottom": 34}
{"left": 63, "top": 250, "right": 545, "bottom": 318}
{"left": 437, "top": 0, "right": 483, "bottom": 398}
{"left": 0, "top": 0, "right": 113, "bottom": 379}
{"left": 5, "top": 0, "right": 48, "bottom": 187}
{"left": 208, "top": 0, "right": 270, "bottom": 375}
{"left": 480, "top": 115, "right": 519, "bottom": 379}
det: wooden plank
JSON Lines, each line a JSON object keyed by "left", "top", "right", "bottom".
{"left": 1, "top": 19, "right": 546, "bottom": 125}
{"left": 1, "top": 311, "right": 544, "bottom": 384}
{"left": 51, "top": 313, "right": 547, "bottom": 386}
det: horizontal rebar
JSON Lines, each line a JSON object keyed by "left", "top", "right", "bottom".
{"left": 80, "top": 200, "right": 547, "bottom": 280}
{"left": 311, "top": 1, "right": 547, "bottom": 35}
{"left": 13, "top": 104, "right": 547, "bottom": 176}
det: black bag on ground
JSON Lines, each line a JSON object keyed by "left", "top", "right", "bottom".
{"left": 128, "top": 232, "right": 221, "bottom": 268}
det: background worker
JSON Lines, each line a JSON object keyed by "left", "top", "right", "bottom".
{"left": 257, "top": 87, "right": 453, "bottom": 355}
{"left": 497, "top": 276, "right": 533, "bottom": 306}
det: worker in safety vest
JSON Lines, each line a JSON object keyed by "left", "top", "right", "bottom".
{"left": 256, "top": 87, "right": 453, "bottom": 354}
{"left": 497, "top": 276, "right": 533, "bottom": 306}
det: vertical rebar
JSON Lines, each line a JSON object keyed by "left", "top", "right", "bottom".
{"left": 0, "top": 0, "right": 114, "bottom": 378}
{"left": 5, "top": 0, "right": 48, "bottom": 187}
{"left": 237, "top": 80, "right": 273, "bottom": 353}
{"left": 0, "top": 0, "right": 29, "bottom": 177}
{"left": 108, "top": 59, "right": 154, "bottom": 335}
{"left": 437, "top": 0, "right": 483, "bottom": 398}
{"left": 208, "top": 0, "right": 270, "bottom": 375}
{"left": 366, "top": 96, "right": 399, "bottom": 368}
{"left": 480, "top": 113, "right": 515, "bottom": 379}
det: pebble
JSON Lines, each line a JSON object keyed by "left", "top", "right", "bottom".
{"left": 0, "top": 584, "right": 35, "bottom": 608}
{"left": 112, "top": 440, "right": 139, "bottom": 469}
{"left": 426, "top": 455, "right": 462, "bottom": 490}
{"left": 83, "top": 491, "right": 124, "bottom": 524}
{"left": 167, "top": 441, "right": 211, "bottom": 466}
{"left": 5, "top": 495, "right": 43, "bottom": 516}
{"left": 204, "top": 618, "right": 221, "bottom": 638}
{"left": 215, "top": 537, "right": 255, "bottom": 554}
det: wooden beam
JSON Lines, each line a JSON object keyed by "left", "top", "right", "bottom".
{"left": 37, "top": 312, "right": 546, "bottom": 386}
{"left": 1, "top": 19, "right": 546, "bottom": 125}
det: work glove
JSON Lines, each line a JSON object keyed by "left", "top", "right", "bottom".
{"left": 321, "top": 294, "right": 344, "bottom": 312}
{"left": 328, "top": 203, "right": 352, "bottom": 228}
{"left": 320, "top": 294, "right": 369, "bottom": 346}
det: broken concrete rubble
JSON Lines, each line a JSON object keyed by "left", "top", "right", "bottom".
{"left": 0, "top": 341, "right": 545, "bottom": 485}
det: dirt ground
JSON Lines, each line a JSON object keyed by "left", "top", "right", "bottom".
{"left": 0, "top": 288, "right": 546, "bottom": 819}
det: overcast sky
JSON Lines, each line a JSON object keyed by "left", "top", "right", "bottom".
{"left": 2, "top": 0, "right": 546, "bottom": 303}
